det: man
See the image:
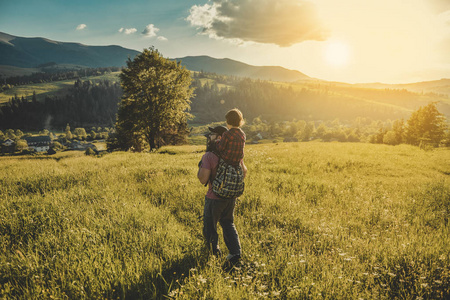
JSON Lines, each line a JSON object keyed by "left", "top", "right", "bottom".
{"left": 197, "top": 125, "right": 247, "bottom": 266}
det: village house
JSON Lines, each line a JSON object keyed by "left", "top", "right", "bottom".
{"left": 24, "top": 136, "right": 52, "bottom": 152}
{"left": 2, "top": 139, "right": 14, "bottom": 147}
{"left": 1, "top": 139, "right": 15, "bottom": 153}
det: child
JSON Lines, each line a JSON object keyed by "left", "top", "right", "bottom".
{"left": 215, "top": 108, "right": 246, "bottom": 165}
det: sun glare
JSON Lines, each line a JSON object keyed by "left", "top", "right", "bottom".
{"left": 324, "top": 42, "right": 350, "bottom": 66}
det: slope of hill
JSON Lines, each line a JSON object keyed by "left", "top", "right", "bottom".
{"left": 0, "top": 32, "right": 140, "bottom": 68}
{"left": 174, "top": 55, "right": 311, "bottom": 82}
{"left": 355, "top": 79, "right": 450, "bottom": 97}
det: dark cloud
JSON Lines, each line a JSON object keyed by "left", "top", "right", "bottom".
{"left": 188, "top": 0, "right": 329, "bottom": 47}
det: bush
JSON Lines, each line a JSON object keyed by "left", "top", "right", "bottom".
{"left": 85, "top": 147, "right": 96, "bottom": 156}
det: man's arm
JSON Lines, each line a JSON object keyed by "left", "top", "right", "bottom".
{"left": 198, "top": 164, "right": 211, "bottom": 185}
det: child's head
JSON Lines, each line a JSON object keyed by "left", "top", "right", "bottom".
{"left": 225, "top": 108, "right": 244, "bottom": 127}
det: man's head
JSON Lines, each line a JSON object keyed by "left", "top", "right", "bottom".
{"left": 225, "top": 108, "right": 244, "bottom": 128}
{"left": 206, "top": 125, "right": 228, "bottom": 140}
{"left": 205, "top": 125, "right": 227, "bottom": 152}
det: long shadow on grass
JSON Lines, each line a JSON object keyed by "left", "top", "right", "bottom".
{"left": 106, "top": 249, "right": 210, "bottom": 299}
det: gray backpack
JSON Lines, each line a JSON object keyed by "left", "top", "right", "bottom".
{"left": 212, "top": 157, "right": 245, "bottom": 199}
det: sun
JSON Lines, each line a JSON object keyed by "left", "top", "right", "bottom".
{"left": 324, "top": 41, "right": 351, "bottom": 66}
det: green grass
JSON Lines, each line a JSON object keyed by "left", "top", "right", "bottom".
{"left": 0, "top": 143, "right": 449, "bottom": 299}
{"left": 0, "top": 72, "right": 120, "bottom": 104}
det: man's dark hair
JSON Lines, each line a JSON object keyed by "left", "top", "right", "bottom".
{"left": 226, "top": 108, "right": 244, "bottom": 127}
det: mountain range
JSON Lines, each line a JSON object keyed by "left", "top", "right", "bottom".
{"left": 0, "top": 31, "right": 310, "bottom": 82}
{"left": 1, "top": 31, "right": 449, "bottom": 95}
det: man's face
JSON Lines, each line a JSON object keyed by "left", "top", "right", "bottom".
{"left": 209, "top": 133, "right": 218, "bottom": 141}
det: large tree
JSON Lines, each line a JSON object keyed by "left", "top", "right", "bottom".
{"left": 116, "top": 48, "right": 193, "bottom": 151}
{"left": 405, "top": 102, "right": 447, "bottom": 146}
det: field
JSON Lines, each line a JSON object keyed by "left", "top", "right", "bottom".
{"left": 0, "top": 72, "right": 121, "bottom": 104}
{"left": 0, "top": 143, "right": 449, "bottom": 299}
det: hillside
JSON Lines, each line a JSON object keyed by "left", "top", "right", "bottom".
{"left": 174, "top": 55, "right": 311, "bottom": 82}
{"left": 355, "top": 79, "right": 450, "bottom": 97}
{"left": 0, "top": 32, "right": 140, "bottom": 68}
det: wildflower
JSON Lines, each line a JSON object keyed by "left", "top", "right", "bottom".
{"left": 168, "top": 289, "right": 179, "bottom": 297}
{"left": 388, "top": 273, "right": 396, "bottom": 277}
{"left": 272, "top": 291, "right": 281, "bottom": 296}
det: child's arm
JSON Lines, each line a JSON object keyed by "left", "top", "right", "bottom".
{"left": 215, "top": 133, "right": 228, "bottom": 153}
{"left": 241, "top": 159, "right": 247, "bottom": 178}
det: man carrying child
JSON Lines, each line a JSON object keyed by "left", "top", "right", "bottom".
{"left": 197, "top": 108, "right": 247, "bottom": 267}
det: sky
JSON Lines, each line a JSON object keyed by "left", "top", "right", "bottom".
{"left": 0, "top": 0, "right": 449, "bottom": 84}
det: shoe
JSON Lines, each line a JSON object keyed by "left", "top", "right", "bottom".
{"left": 222, "top": 254, "right": 241, "bottom": 272}
{"left": 226, "top": 254, "right": 241, "bottom": 264}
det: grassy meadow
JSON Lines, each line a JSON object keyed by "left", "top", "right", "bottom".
{"left": 0, "top": 142, "right": 449, "bottom": 299}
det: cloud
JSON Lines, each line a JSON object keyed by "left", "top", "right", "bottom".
{"left": 76, "top": 24, "right": 87, "bottom": 30}
{"left": 429, "top": 0, "right": 450, "bottom": 14}
{"left": 119, "top": 27, "right": 137, "bottom": 35}
{"left": 187, "top": 0, "right": 329, "bottom": 47}
{"left": 157, "top": 36, "right": 168, "bottom": 41}
{"left": 142, "top": 24, "right": 160, "bottom": 37}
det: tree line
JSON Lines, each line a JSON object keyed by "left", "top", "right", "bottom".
{"left": 0, "top": 79, "right": 122, "bottom": 130}
{"left": 235, "top": 102, "right": 448, "bottom": 147}
{"left": 1, "top": 66, "right": 121, "bottom": 92}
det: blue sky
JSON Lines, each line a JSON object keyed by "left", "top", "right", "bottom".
{"left": 1, "top": 0, "right": 450, "bottom": 84}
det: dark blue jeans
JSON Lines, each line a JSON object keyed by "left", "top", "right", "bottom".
{"left": 203, "top": 196, "right": 241, "bottom": 257}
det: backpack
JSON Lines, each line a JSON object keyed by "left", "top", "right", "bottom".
{"left": 212, "top": 157, "right": 245, "bottom": 199}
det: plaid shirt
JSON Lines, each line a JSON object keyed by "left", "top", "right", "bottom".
{"left": 215, "top": 128, "right": 246, "bottom": 165}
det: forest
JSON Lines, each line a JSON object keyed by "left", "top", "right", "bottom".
{"left": 0, "top": 79, "right": 122, "bottom": 130}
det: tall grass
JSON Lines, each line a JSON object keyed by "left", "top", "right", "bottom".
{"left": 1, "top": 143, "right": 449, "bottom": 299}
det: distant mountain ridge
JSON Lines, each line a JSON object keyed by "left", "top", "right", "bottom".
{"left": 174, "top": 56, "right": 311, "bottom": 82}
{"left": 0, "top": 32, "right": 140, "bottom": 68}
{"left": 1, "top": 32, "right": 448, "bottom": 88}
{"left": 0, "top": 32, "right": 310, "bottom": 82}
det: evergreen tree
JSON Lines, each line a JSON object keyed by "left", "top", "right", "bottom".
{"left": 116, "top": 47, "right": 193, "bottom": 151}
{"left": 32, "top": 91, "right": 37, "bottom": 104}
{"left": 65, "top": 124, "right": 73, "bottom": 140}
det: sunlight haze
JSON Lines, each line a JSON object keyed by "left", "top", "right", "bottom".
{"left": 0, "top": 0, "right": 449, "bottom": 83}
